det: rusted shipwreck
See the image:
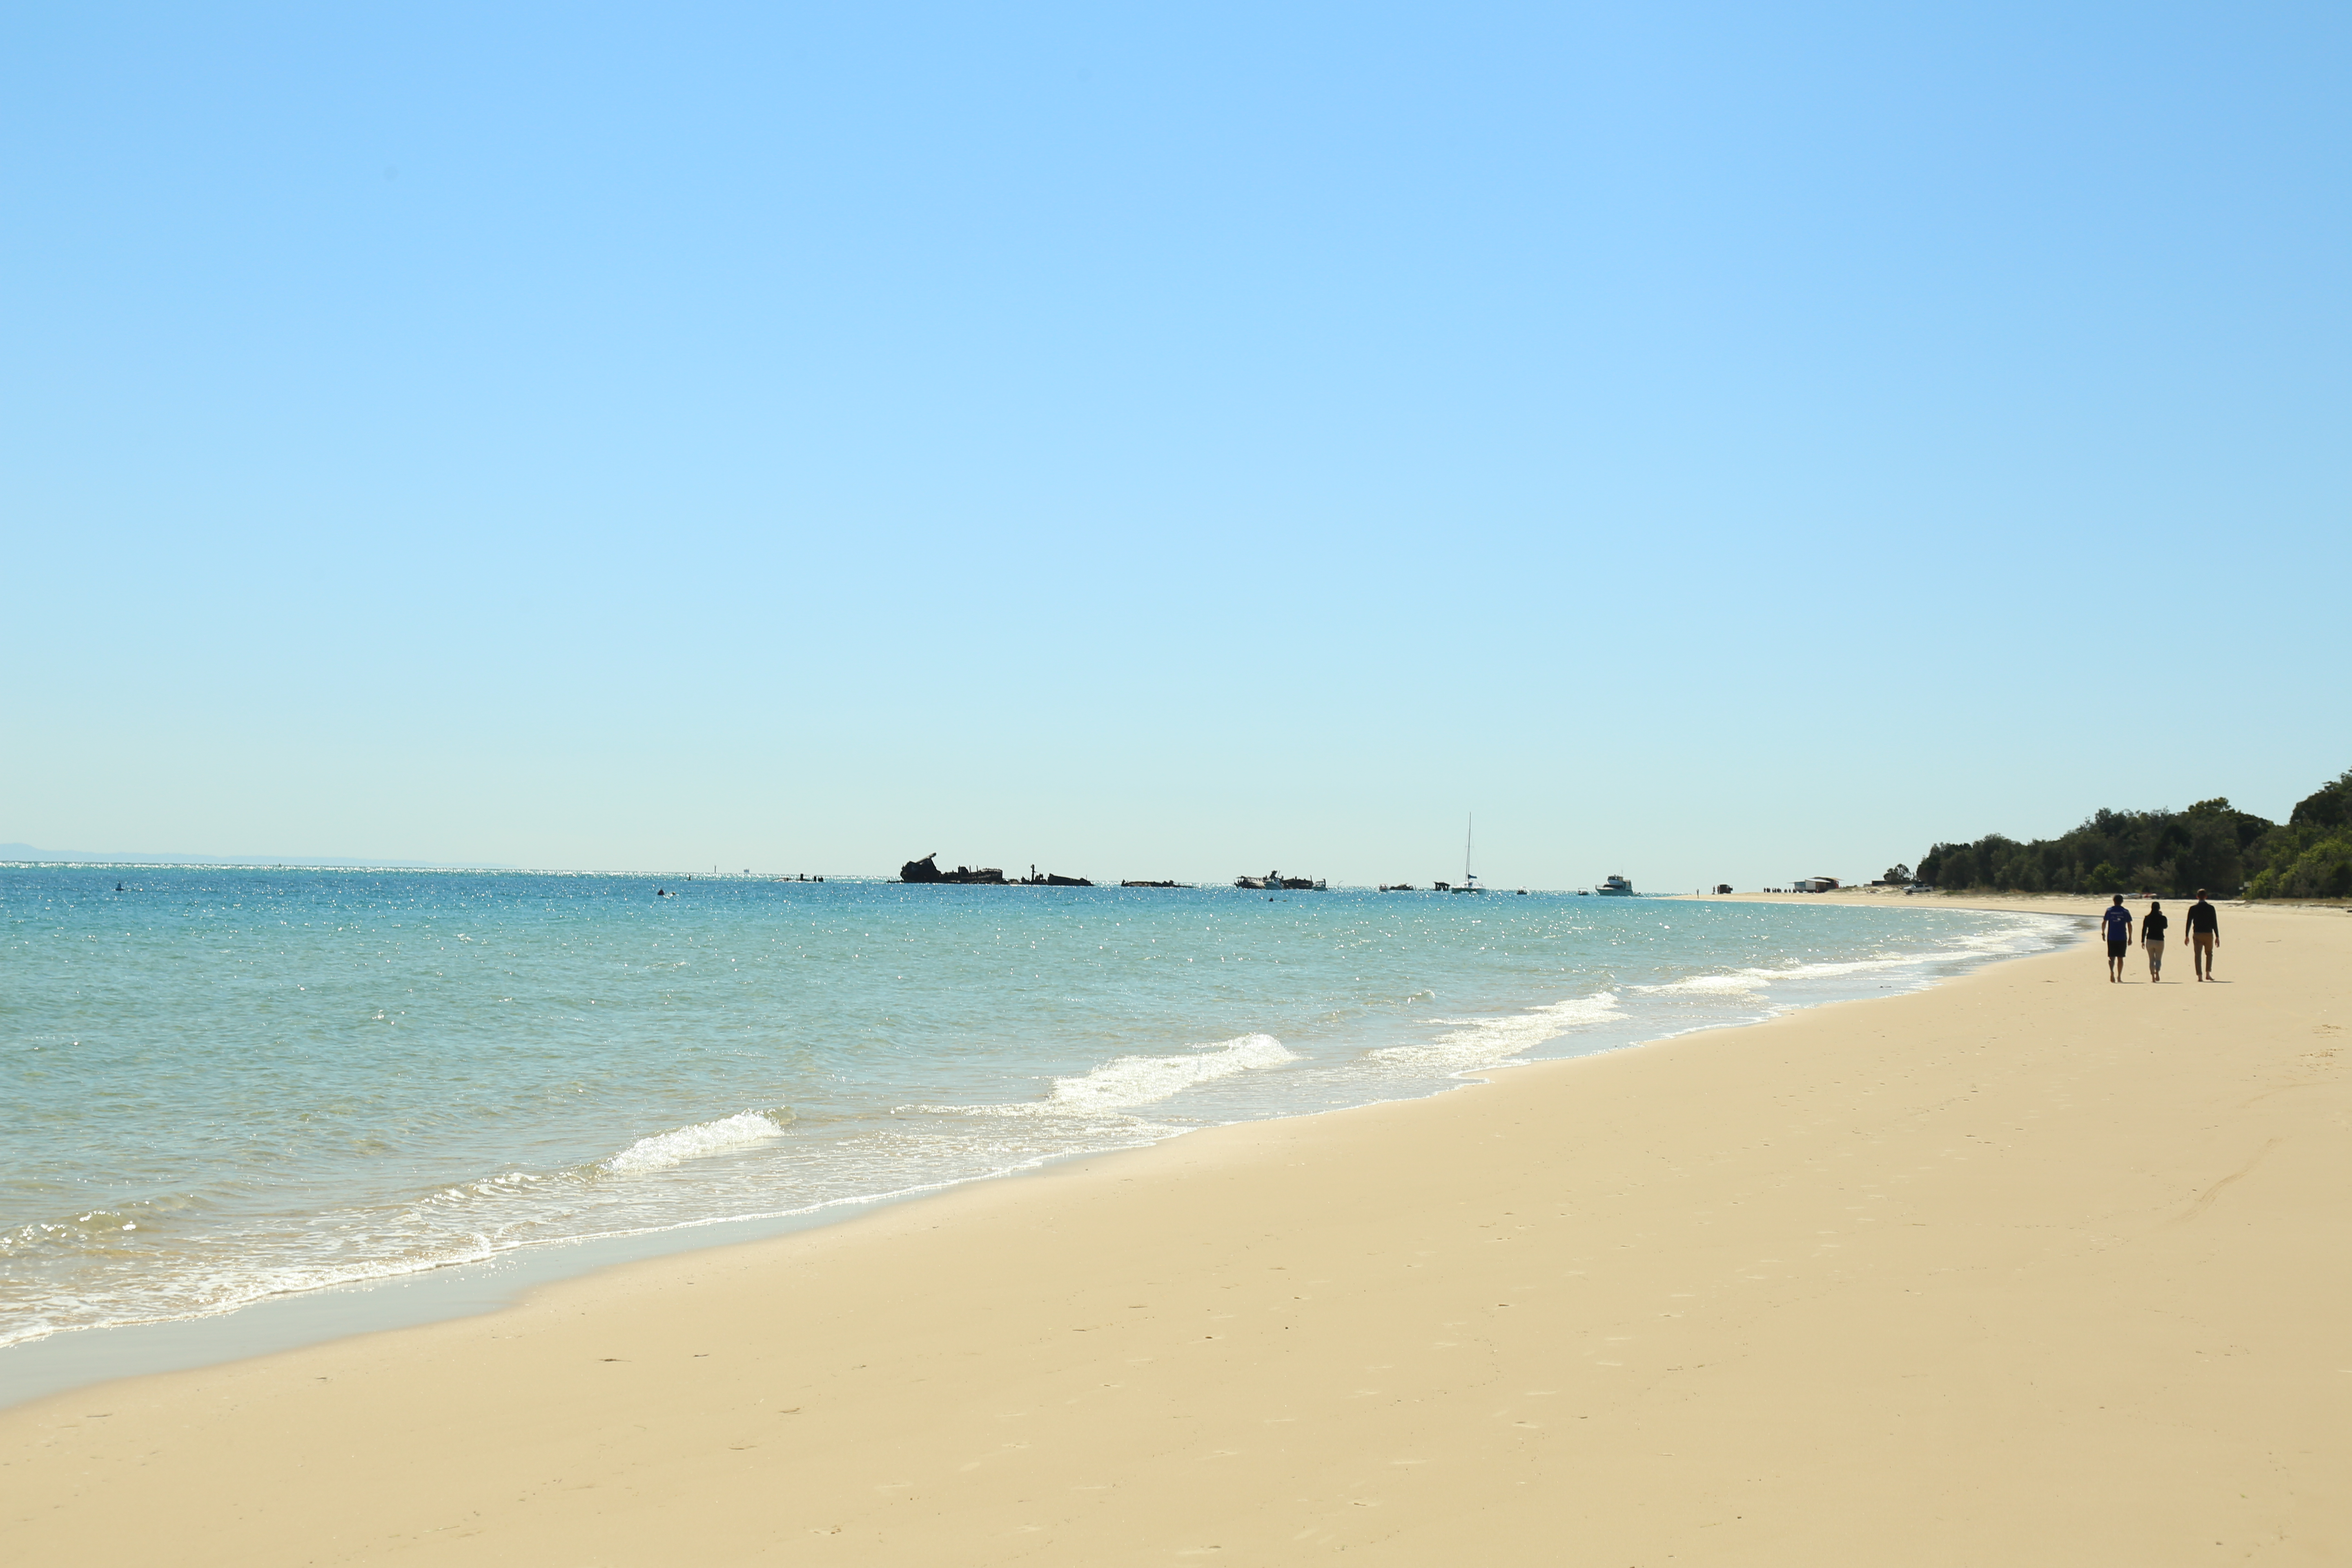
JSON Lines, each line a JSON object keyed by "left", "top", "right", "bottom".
{"left": 900, "top": 854, "right": 1092, "bottom": 887}
{"left": 900, "top": 854, "right": 1006, "bottom": 884}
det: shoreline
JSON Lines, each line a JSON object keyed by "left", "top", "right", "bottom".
{"left": 0, "top": 901, "right": 2070, "bottom": 1407}
{"left": 7, "top": 896, "right": 2343, "bottom": 1562}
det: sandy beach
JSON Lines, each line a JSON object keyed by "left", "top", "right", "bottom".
{"left": 3, "top": 894, "right": 2345, "bottom": 1565}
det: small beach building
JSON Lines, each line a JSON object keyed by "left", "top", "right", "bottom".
{"left": 1792, "top": 876, "right": 1840, "bottom": 893}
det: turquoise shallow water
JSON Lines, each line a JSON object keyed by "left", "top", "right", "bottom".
{"left": 2, "top": 868, "right": 2072, "bottom": 1350}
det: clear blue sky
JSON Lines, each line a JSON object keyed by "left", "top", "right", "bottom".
{"left": 7, "top": 3, "right": 2345, "bottom": 887}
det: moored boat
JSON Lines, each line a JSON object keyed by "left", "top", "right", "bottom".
{"left": 1450, "top": 815, "right": 1484, "bottom": 892}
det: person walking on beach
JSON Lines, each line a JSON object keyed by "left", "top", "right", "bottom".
{"left": 2186, "top": 889, "right": 2221, "bottom": 980}
{"left": 2101, "top": 895, "right": 2134, "bottom": 982}
{"left": 2142, "top": 899, "right": 2169, "bottom": 982}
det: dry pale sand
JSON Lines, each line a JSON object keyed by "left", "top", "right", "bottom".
{"left": 4, "top": 896, "right": 2346, "bottom": 1565}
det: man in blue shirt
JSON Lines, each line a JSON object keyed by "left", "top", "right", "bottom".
{"left": 2101, "top": 894, "right": 2134, "bottom": 982}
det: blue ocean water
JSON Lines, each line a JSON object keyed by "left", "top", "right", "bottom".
{"left": 2, "top": 868, "right": 2071, "bottom": 1350}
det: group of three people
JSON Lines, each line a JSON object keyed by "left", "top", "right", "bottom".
{"left": 2102, "top": 891, "right": 2220, "bottom": 982}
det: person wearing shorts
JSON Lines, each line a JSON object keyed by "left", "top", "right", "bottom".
{"left": 2101, "top": 895, "right": 2134, "bottom": 982}
{"left": 2142, "top": 899, "right": 2168, "bottom": 982}
{"left": 2186, "top": 889, "right": 2221, "bottom": 980}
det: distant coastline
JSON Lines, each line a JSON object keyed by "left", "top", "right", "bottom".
{"left": 0, "top": 844, "right": 508, "bottom": 869}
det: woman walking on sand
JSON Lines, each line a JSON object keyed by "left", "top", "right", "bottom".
{"left": 2143, "top": 899, "right": 2169, "bottom": 982}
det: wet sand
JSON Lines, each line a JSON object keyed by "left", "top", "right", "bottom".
{"left": 4, "top": 895, "right": 2345, "bottom": 1564}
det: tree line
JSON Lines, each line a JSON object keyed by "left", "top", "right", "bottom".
{"left": 1914, "top": 767, "right": 2352, "bottom": 899}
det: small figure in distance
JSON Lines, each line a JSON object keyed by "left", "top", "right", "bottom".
{"left": 2186, "top": 888, "right": 2221, "bottom": 980}
{"left": 2101, "top": 894, "right": 2134, "bottom": 982}
{"left": 2142, "top": 898, "right": 2169, "bottom": 982}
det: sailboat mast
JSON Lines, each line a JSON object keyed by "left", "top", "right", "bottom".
{"left": 1465, "top": 814, "right": 1474, "bottom": 886}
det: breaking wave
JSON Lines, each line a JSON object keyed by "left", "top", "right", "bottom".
{"left": 922, "top": 1033, "right": 1301, "bottom": 1120}
{"left": 1365, "top": 991, "right": 1628, "bottom": 1077}
{"left": 601, "top": 1110, "right": 792, "bottom": 1173}
{"left": 1048, "top": 1033, "right": 1299, "bottom": 1112}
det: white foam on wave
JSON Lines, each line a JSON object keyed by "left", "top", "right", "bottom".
{"left": 1049, "top": 1032, "right": 1299, "bottom": 1112}
{"left": 921, "top": 1033, "right": 1301, "bottom": 1121}
{"left": 1775, "top": 953, "right": 1953, "bottom": 980}
{"left": 1634, "top": 920, "right": 2062, "bottom": 999}
{"left": 1632, "top": 972, "right": 1773, "bottom": 996}
{"left": 1366, "top": 991, "right": 1626, "bottom": 1077}
{"left": 600, "top": 1110, "right": 789, "bottom": 1174}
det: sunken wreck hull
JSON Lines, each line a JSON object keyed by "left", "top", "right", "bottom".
{"left": 900, "top": 855, "right": 1007, "bottom": 884}
{"left": 900, "top": 855, "right": 1093, "bottom": 887}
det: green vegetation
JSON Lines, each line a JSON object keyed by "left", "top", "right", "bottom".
{"left": 1916, "top": 768, "right": 2352, "bottom": 899}
{"left": 2244, "top": 769, "right": 2352, "bottom": 899}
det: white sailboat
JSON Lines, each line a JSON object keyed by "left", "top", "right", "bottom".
{"left": 1449, "top": 815, "right": 1483, "bottom": 893}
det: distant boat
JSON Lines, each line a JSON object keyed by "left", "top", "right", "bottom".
{"left": 1597, "top": 874, "right": 1635, "bottom": 895}
{"left": 1236, "top": 871, "right": 1325, "bottom": 890}
{"left": 1450, "top": 815, "right": 1484, "bottom": 893}
{"left": 1379, "top": 884, "right": 1417, "bottom": 892}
